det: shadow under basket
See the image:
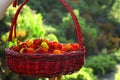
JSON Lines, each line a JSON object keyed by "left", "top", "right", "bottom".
{"left": 5, "top": 48, "right": 84, "bottom": 78}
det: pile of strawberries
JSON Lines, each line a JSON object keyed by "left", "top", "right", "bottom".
{"left": 10, "top": 38, "right": 80, "bottom": 54}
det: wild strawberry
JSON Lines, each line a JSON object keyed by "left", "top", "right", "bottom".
{"left": 17, "top": 40, "right": 22, "bottom": 45}
{"left": 41, "top": 39, "right": 48, "bottom": 43}
{"left": 62, "top": 43, "right": 72, "bottom": 51}
{"left": 25, "top": 40, "right": 33, "bottom": 47}
{"left": 19, "top": 48, "right": 27, "bottom": 53}
{"left": 35, "top": 48, "right": 41, "bottom": 53}
{"left": 53, "top": 42, "right": 59, "bottom": 49}
{"left": 35, "top": 47, "right": 48, "bottom": 53}
{"left": 12, "top": 46, "right": 21, "bottom": 52}
{"left": 33, "top": 38, "right": 41, "bottom": 45}
{"left": 53, "top": 49, "right": 61, "bottom": 54}
{"left": 41, "top": 42, "right": 49, "bottom": 49}
{"left": 20, "top": 42, "right": 28, "bottom": 48}
{"left": 25, "top": 48, "right": 34, "bottom": 53}
{"left": 48, "top": 42, "right": 54, "bottom": 50}
{"left": 58, "top": 43, "right": 63, "bottom": 49}
{"left": 29, "top": 43, "right": 35, "bottom": 48}
{"left": 72, "top": 44, "right": 80, "bottom": 51}
{"left": 42, "top": 48, "right": 49, "bottom": 53}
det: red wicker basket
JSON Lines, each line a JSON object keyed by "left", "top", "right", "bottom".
{"left": 5, "top": 0, "right": 86, "bottom": 78}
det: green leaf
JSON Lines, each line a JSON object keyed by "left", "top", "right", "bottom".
{"left": 13, "top": 38, "right": 17, "bottom": 46}
{"left": 6, "top": 38, "right": 17, "bottom": 48}
{"left": 6, "top": 41, "right": 14, "bottom": 48}
{"left": 32, "top": 34, "right": 38, "bottom": 38}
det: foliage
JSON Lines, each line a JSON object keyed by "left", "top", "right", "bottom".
{"left": 62, "top": 67, "right": 97, "bottom": 80}
{"left": 111, "top": 49, "right": 120, "bottom": 63}
{"left": 0, "top": 19, "right": 9, "bottom": 38}
{"left": 76, "top": 0, "right": 114, "bottom": 17}
{"left": 8, "top": 5, "right": 45, "bottom": 39}
{"left": 108, "top": 0, "right": 120, "bottom": 23}
{"left": 1, "top": 5, "right": 58, "bottom": 43}
{"left": 38, "top": 67, "right": 97, "bottom": 80}
{"left": 38, "top": 78, "right": 46, "bottom": 80}
{"left": 85, "top": 54, "right": 117, "bottom": 75}
{"left": 18, "top": 0, "right": 115, "bottom": 22}
{"left": 19, "top": 0, "right": 66, "bottom": 25}
{"left": 54, "top": 9, "right": 98, "bottom": 55}
{"left": 115, "top": 68, "right": 120, "bottom": 80}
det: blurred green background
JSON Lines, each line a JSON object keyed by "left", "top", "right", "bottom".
{"left": 0, "top": 0, "right": 120, "bottom": 80}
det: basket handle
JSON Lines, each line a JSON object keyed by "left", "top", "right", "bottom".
{"left": 13, "top": 0, "right": 18, "bottom": 7}
{"left": 8, "top": 0, "right": 86, "bottom": 52}
{"left": 8, "top": 0, "right": 29, "bottom": 42}
{"left": 60, "top": 0, "right": 86, "bottom": 52}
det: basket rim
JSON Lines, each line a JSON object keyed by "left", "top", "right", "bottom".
{"left": 5, "top": 48, "right": 84, "bottom": 56}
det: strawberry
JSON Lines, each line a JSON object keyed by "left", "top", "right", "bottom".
{"left": 35, "top": 47, "right": 45, "bottom": 53}
{"left": 58, "top": 43, "right": 63, "bottom": 49}
{"left": 25, "top": 48, "right": 34, "bottom": 53}
{"left": 48, "top": 42, "right": 54, "bottom": 50}
{"left": 62, "top": 43, "right": 72, "bottom": 52}
{"left": 33, "top": 38, "right": 41, "bottom": 45}
{"left": 12, "top": 46, "right": 21, "bottom": 52}
{"left": 53, "top": 49, "right": 61, "bottom": 54}
{"left": 25, "top": 40, "right": 33, "bottom": 47}
{"left": 41, "top": 42, "right": 49, "bottom": 49}
{"left": 41, "top": 39, "right": 48, "bottom": 43}
{"left": 72, "top": 44, "right": 80, "bottom": 51}
{"left": 20, "top": 42, "right": 28, "bottom": 48}
{"left": 17, "top": 40, "right": 22, "bottom": 45}
{"left": 19, "top": 48, "right": 27, "bottom": 53}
